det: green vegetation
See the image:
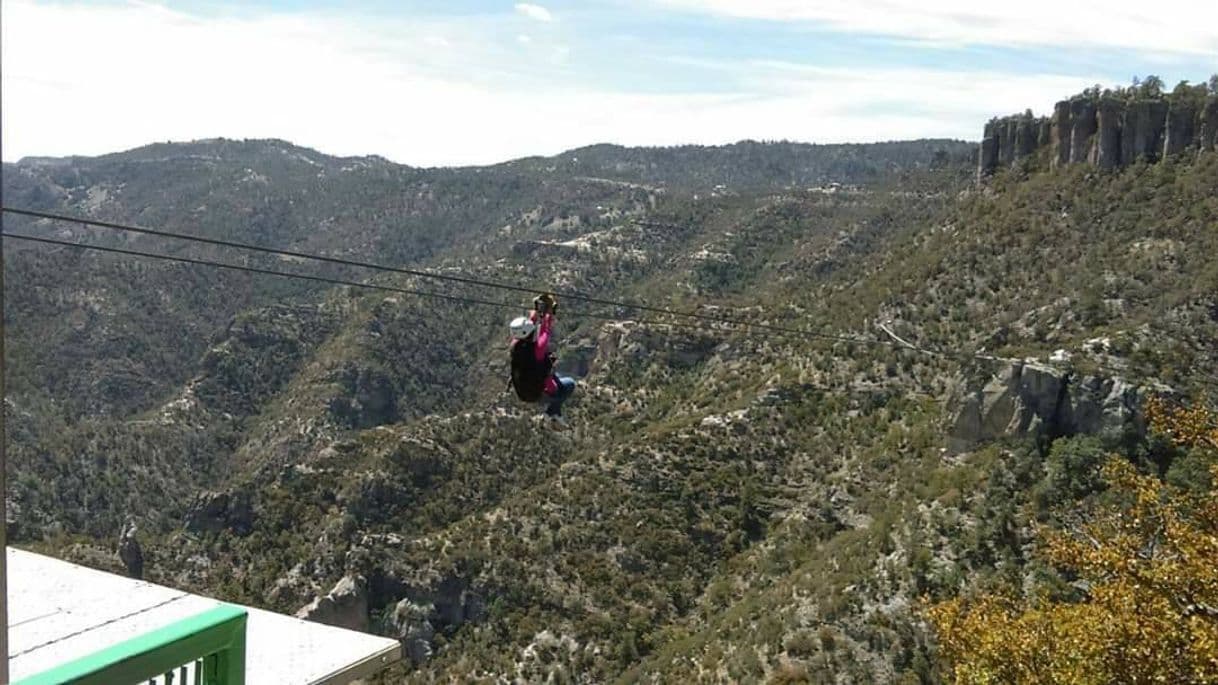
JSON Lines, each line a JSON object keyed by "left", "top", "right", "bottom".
{"left": 2, "top": 124, "right": 1215, "bottom": 682}
{"left": 930, "top": 401, "right": 1218, "bottom": 684}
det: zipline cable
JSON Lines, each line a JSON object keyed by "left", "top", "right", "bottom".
{"left": 5, "top": 216, "right": 1214, "bottom": 391}
{"left": 0, "top": 206, "right": 876, "bottom": 345}
{"left": 0, "top": 232, "right": 738, "bottom": 336}
{"left": 5, "top": 232, "right": 516, "bottom": 308}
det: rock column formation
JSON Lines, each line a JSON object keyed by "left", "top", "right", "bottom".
{"left": 1121, "top": 100, "right": 1167, "bottom": 164}
{"left": 1015, "top": 118, "right": 1039, "bottom": 158}
{"left": 998, "top": 119, "right": 1017, "bottom": 165}
{"left": 1091, "top": 98, "right": 1122, "bottom": 169}
{"left": 1069, "top": 99, "right": 1097, "bottom": 164}
{"left": 1037, "top": 119, "right": 1052, "bottom": 148}
{"left": 1050, "top": 101, "right": 1072, "bottom": 169}
{"left": 978, "top": 114, "right": 1045, "bottom": 179}
{"left": 1201, "top": 97, "right": 1218, "bottom": 153}
{"left": 978, "top": 88, "right": 1215, "bottom": 180}
{"left": 1164, "top": 100, "right": 1198, "bottom": 157}
{"left": 978, "top": 121, "right": 999, "bottom": 177}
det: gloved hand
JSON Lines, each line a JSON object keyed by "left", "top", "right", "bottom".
{"left": 534, "top": 293, "right": 558, "bottom": 316}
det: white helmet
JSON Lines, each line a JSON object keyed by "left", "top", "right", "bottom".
{"left": 510, "top": 316, "right": 537, "bottom": 340}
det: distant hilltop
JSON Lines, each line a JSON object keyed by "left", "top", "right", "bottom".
{"left": 978, "top": 77, "right": 1218, "bottom": 179}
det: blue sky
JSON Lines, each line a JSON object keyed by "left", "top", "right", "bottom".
{"left": 3, "top": 0, "right": 1215, "bottom": 165}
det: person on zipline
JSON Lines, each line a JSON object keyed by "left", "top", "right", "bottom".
{"left": 508, "top": 293, "right": 576, "bottom": 427}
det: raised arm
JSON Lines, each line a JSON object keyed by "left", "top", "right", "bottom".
{"left": 534, "top": 312, "right": 554, "bottom": 363}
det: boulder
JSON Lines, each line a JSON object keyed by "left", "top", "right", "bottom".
{"left": 296, "top": 574, "right": 370, "bottom": 633}
{"left": 1069, "top": 99, "right": 1097, "bottom": 164}
{"left": 1163, "top": 100, "right": 1198, "bottom": 157}
{"left": 1050, "top": 100, "right": 1073, "bottom": 168}
{"left": 1091, "top": 98, "right": 1122, "bottom": 169}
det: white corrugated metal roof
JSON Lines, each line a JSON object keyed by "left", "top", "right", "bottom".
{"left": 7, "top": 547, "right": 401, "bottom": 684}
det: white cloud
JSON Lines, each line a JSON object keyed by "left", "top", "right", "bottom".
{"left": 514, "top": 3, "right": 554, "bottom": 23}
{"left": 517, "top": 34, "right": 533, "bottom": 44}
{"left": 654, "top": 0, "right": 1218, "bottom": 55}
{"left": 1, "top": 0, "right": 1105, "bottom": 166}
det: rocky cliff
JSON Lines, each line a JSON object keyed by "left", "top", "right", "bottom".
{"left": 948, "top": 360, "right": 1154, "bottom": 452}
{"left": 978, "top": 85, "right": 1218, "bottom": 179}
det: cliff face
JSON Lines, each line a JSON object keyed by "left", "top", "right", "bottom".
{"left": 979, "top": 91, "right": 1217, "bottom": 179}
{"left": 1069, "top": 99, "right": 1098, "bottom": 164}
{"left": 948, "top": 361, "right": 1148, "bottom": 453}
{"left": 1165, "top": 100, "right": 1198, "bottom": 156}
{"left": 1050, "top": 101, "right": 1071, "bottom": 168}
{"left": 1121, "top": 100, "right": 1168, "bottom": 164}
{"left": 1201, "top": 98, "right": 1218, "bottom": 151}
{"left": 979, "top": 115, "right": 1042, "bottom": 171}
{"left": 1091, "top": 99, "right": 1122, "bottom": 169}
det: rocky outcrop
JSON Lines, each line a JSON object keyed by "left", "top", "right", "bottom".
{"left": 1091, "top": 98, "right": 1122, "bottom": 169}
{"left": 979, "top": 115, "right": 1045, "bottom": 177}
{"left": 184, "top": 490, "right": 254, "bottom": 535}
{"left": 380, "top": 575, "right": 487, "bottom": 665}
{"left": 118, "top": 522, "right": 144, "bottom": 580}
{"left": 979, "top": 88, "right": 1215, "bottom": 180}
{"left": 593, "top": 321, "right": 719, "bottom": 373}
{"left": 948, "top": 361, "right": 1149, "bottom": 451}
{"left": 296, "top": 574, "right": 370, "bottom": 633}
{"left": 390, "top": 598, "right": 437, "bottom": 664}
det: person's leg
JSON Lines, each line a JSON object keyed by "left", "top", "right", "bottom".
{"left": 544, "top": 376, "right": 576, "bottom": 416}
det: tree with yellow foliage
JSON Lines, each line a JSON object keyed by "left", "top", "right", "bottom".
{"left": 929, "top": 399, "right": 1218, "bottom": 684}
{"left": 1146, "top": 395, "right": 1218, "bottom": 451}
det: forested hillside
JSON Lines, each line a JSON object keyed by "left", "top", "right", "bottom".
{"left": 2, "top": 102, "right": 1214, "bottom": 683}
